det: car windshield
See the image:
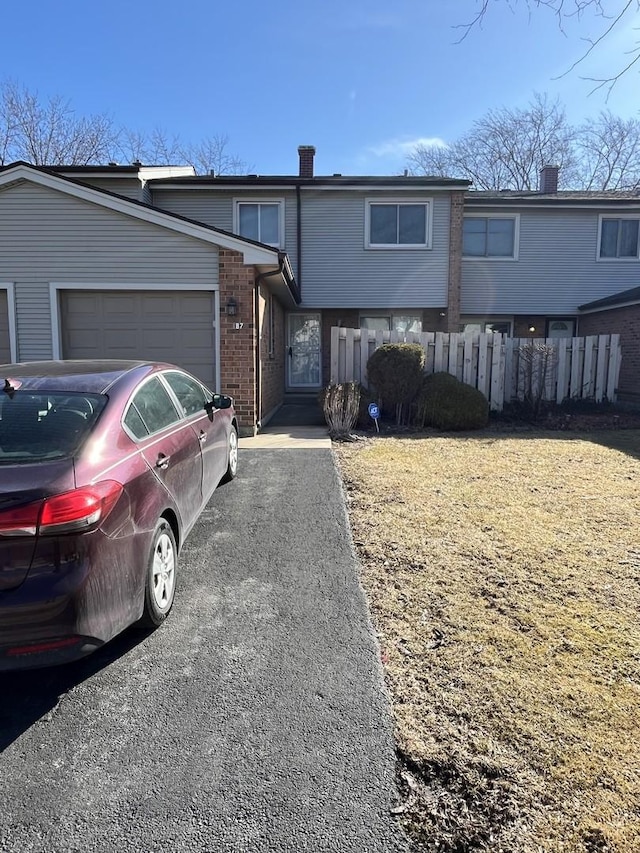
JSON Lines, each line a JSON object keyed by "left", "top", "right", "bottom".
{"left": 0, "top": 391, "right": 107, "bottom": 463}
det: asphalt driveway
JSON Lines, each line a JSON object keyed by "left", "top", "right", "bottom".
{"left": 0, "top": 437, "right": 409, "bottom": 853}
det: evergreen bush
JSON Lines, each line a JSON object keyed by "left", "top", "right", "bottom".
{"left": 413, "top": 372, "right": 489, "bottom": 431}
{"left": 366, "top": 343, "right": 425, "bottom": 425}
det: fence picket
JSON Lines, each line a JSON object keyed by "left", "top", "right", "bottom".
{"left": 329, "top": 328, "right": 621, "bottom": 410}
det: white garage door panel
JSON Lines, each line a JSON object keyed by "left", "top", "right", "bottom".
{"left": 61, "top": 290, "right": 216, "bottom": 388}
{"left": 0, "top": 292, "right": 10, "bottom": 363}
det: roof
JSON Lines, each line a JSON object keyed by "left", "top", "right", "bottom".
{"left": 466, "top": 189, "right": 640, "bottom": 207}
{"left": 147, "top": 174, "right": 472, "bottom": 190}
{"left": 579, "top": 286, "right": 640, "bottom": 313}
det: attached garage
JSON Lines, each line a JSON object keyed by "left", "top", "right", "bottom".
{"left": 0, "top": 290, "right": 11, "bottom": 363}
{"left": 60, "top": 289, "right": 216, "bottom": 388}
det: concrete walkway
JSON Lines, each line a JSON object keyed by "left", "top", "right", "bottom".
{"left": 240, "top": 425, "right": 332, "bottom": 449}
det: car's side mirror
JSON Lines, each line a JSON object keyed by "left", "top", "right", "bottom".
{"left": 207, "top": 394, "right": 232, "bottom": 412}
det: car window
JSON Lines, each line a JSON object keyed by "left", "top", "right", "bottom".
{"left": 0, "top": 392, "right": 106, "bottom": 462}
{"left": 123, "top": 404, "right": 149, "bottom": 440}
{"left": 163, "top": 371, "right": 210, "bottom": 417}
{"left": 129, "top": 377, "right": 181, "bottom": 436}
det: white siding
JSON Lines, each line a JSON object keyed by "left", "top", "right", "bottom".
{"left": 462, "top": 207, "right": 640, "bottom": 314}
{"left": 0, "top": 181, "right": 218, "bottom": 361}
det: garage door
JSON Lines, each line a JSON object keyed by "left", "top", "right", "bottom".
{"left": 0, "top": 291, "right": 10, "bottom": 364}
{"left": 61, "top": 290, "right": 216, "bottom": 388}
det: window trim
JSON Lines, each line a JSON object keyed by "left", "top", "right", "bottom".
{"left": 364, "top": 197, "right": 433, "bottom": 250}
{"left": 597, "top": 214, "right": 640, "bottom": 262}
{"left": 233, "top": 198, "right": 285, "bottom": 249}
{"left": 462, "top": 213, "right": 520, "bottom": 261}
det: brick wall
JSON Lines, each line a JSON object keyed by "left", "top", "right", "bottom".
{"left": 218, "top": 248, "right": 258, "bottom": 434}
{"left": 513, "top": 316, "right": 548, "bottom": 338}
{"left": 446, "top": 191, "right": 465, "bottom": 333}
{"left": 579, "top": 305, "right": 640, "bottom": 400}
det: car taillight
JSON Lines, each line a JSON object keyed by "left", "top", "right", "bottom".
{"left": 0, "top": 481, "right": 123, "bottom": 537}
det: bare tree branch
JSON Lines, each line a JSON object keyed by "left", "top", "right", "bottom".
{"left": 456, "top": 1, "right": 640, "bottom": 91}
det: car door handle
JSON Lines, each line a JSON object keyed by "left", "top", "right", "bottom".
{"left": 156, "top": 453, "right": 171, "bottom": 470}
{"left": 198, "top": 431, "right": 207, "bottom": 444}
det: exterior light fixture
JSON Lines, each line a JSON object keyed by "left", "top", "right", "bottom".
{"left": 226, "top": 298, "right": 238, "bottom": 316}
{"left": 528, "top": 324, "right": 536, "bottom": 333}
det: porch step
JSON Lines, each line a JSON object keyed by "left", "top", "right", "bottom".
{"left": 268, "top": 394, "right": 325, "bottom": 427}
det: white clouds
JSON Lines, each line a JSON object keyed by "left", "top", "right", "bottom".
{"left": 367, "top": 136, "right": 448, "bottom": 159}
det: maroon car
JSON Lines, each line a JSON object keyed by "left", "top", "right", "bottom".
{"left": 0, "top": 360, "right": 238, "bottom": 670}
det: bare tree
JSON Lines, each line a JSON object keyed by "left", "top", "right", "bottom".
{"left": 0, "top": 81, "right": 117, "bottom": 165}
{"left": 0, "top": 81, "right": 249, "bottom": 174}
{"left": 456, "top": 1, "right": 640, "bottom": 94}
{"left": 407, "top": 94, "right": 640, "bottom": 190}
{"left": 408, "top": 94, "right": 577, "bottom": 189}
{"left": 180, "top": 134, "right": 251, "bottom": 176}
{"left": 574, "top": 111, "right": 640, "bottom": 189}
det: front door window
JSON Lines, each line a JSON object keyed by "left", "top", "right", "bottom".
{"left": 288, "top": 314, "right": 321, "bottom": 388}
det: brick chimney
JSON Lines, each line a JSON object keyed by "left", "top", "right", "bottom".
{"left": 298, "top": 145, "right": 316, "bottom": 178}
{"left": 539, "top": 164, "right": 559, "bottom": 194}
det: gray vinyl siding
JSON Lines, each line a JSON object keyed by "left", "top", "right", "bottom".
{"left": 0, "top": 182, "right": 218, "bottom": 361}
{"left": 151, "top": 188, "right": 299, "bottom": 275}
{"left": 299, "top": 191, "right": 451, "bottom": 308}
{"left": 70, "top": 177, "right": 144, "bottom": 201}
{"left": 462, "top": 207, "right": 640, "bottom": 314}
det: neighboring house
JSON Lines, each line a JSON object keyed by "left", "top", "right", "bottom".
{"left": 0, "top": 162, "right": 298, "bottom": 434}
{"left": 578, "top": 287, "right": 640, "bottom": 403}
{"left": 1, "top": 150, "right": 638, "bottom": 432}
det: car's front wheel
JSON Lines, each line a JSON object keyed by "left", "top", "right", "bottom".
{"left": 221, "top": 426, "right": 238, "bottom": 484}
{"left": 140, "top": 519, "right": 177, "bottom": 628}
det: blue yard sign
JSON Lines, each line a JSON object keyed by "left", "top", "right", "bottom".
{"left": 368, "top": 402, "right": 380, "bottom": 432}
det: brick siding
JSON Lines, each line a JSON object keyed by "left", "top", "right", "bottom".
{"left": 446, "top": 191, "right": 465, "bottom": 332}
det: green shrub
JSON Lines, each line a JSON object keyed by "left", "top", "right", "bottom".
{"left": 413, "top": 372, "right": 489, "bottom": 431}
{"left": 366, "top": 343, "right": 425, "bottom": 425}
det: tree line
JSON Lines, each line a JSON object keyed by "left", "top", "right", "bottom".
{"left": 407, "top": 93, "right": 640, "bottom": 191}
{"left": 0, "top": 80, "right": 250, "bottom": 175}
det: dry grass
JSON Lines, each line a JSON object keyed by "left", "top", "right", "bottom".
{"left": 335, "top": 430, "right": 640, "bottom": 853}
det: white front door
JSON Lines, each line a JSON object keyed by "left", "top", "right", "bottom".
{"left": 287, "top": 313, "right": 321, "bottom": 388}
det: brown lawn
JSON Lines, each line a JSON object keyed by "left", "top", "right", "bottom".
{"left": 335, "top": 430, "right": 640, "bottom": 853}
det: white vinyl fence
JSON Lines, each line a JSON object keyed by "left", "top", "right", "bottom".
{"left": 329, "top": 328, "right": 622, "bottom": 411}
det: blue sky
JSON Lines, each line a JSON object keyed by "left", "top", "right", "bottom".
{"left": 2, "top": 0, "right": 639, "bottom": 175}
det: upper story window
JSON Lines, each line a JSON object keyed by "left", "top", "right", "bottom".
{"left": 365, "top": 199, "right": 432, "bottom": 249}
{"left": 463, "top": 215, "right": 519, "bottom": 259}
{"left": 234, "top": 200, "right": 284, "bottom": 248}
{"left": 599, "top": 217, "right": 639, "bottom": 259}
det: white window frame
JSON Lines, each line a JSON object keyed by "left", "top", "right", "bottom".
{"left": 0, "top": 283, "right": 18, "bottom": 362}
{"left": 233, "top": 198, "right": 285, "bottom": 249}
{"left": 365, "top": 197, "right": 433, "bottom": 250}
{"left": 462, "top": 213, "right": 520, "bottom": 261}
{"left": 597, "top": 214, "right": 640, "bottom": 262}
